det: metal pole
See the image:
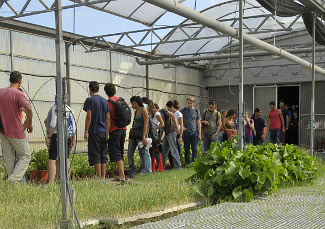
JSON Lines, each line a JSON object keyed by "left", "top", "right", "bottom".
{"left": 9, "top": 30, "right": 13, "bottom": 71}
{"left": 238, "top": 0, "right": 244, "bottom": 150}
{"left": 142, "top": 0, "right": 325, "bottom": 76}
{"left": 136, "top": 47, "right": 325, "bottom": 65}
{"left": 110, "top": 51, "right": 113, "bottom": 83}
{"left": 146, "top": 64, "right": 149, "bottom": 98}
{"left": 175, "top": 67, "right": 178, "bottom": 96}
{"left": 65, "top": 43, "right": 71, "bottom": 107}
{"left": 310, "top": 12, "right": 316, "bottom": 156}
{"left": 54, "top": 1, "right": 70, "bottom": 228}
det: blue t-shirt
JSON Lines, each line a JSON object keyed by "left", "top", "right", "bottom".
{"left": 83, "top": 95, "right": 109, "bottom": 134}
{"left": 180, "top": 107, "right": 201, "bottom": 133}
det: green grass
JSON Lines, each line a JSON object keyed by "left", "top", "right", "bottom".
{"left": 0, "top": 169, "right": 199, "bottom": 229}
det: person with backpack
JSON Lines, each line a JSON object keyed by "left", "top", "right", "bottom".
{"left": 84, "top": 81, "right": 110, "bottom": 179}
{"left": 147, "top": 100, "right": 164, "bottom": 173}
{"left": 127, "top": 96, "right": 152, "bottom": 177}
{"left": 46, "top": 96, "right": 76, "bottom": 183}
{"left": 180, "top": 97, "right": 202, "bottom": 165}
{"left": 104, "top": 83, "right": 131, "bottom": 181}
{"left": 201, "top": 101, "right": 222, "bottom": 154}
{"left": 161, "top": 101, "right": 181, "bottom": 170}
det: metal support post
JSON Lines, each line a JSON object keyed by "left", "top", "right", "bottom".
{"left": 175, "top": 68, "right": 178, "bottom": 96}
{"left": 55, "top": 0, "right": 70, "bottom": 228}
{"left": 110, "top": 52, "right": 113, "bottom": 83}
{"left": 310, "top": 12, "right": 316, "bottom": 156}
{"left": 9, "top": 30, "right": 13, "bottom": 71}
{"left": 65, "top": 43, "right": 71, "bottom": 107}
{"left": 146, "top": 64, "right": 149, "bottom": 98}
{"left": 238, "top": 0, "right": 244, "bottom": 150}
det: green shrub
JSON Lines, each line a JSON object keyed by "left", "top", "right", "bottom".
{"left": 0, "top": 160, "right": 6, "bottom": 174}
{"left": 190, "top": 139, "right": 321, "bottom": 202}
{"left": 26, "top": 149, "right": 49, "bottom": 174}
{"left": 70, "top": 154, "right": 95, "bottom": 177}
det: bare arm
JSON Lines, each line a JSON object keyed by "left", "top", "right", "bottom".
{"left": 279, "top": 110, "right": 285, "bottom": 132}
{"left": 266, "top": 112, "right": 270, "bottom": 127}
{"left": 23, "top": 104, "right": 33, "bottom": 133}
{"left": 142, "top": 108, "right": 149, "bottom": 140}
{"left": 106, "top": 112, "right": 111, "bottom": 133}
{"left": 197, "top": 119, "right": 202, "bottom": 140}
{"left": 286, "top": 115, "right": 289, "bottom": 130}
{"left": 179, "top": 117, "right": 184, "bottom": 138}
{"left": 84, "top": 110, "right": 91, "bottom": 140}
{"left": 156, "top": 114, "right": 165, "bottom": 129}
{"left": 215, "top": 119, "right": 222, "bottom": 135}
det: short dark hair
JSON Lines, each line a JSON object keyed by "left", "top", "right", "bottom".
{"left": 89, "top": 81, "right": 99, "bottom": 93}
{"left": 254, "top": 108, "right": 261, "bottom": 113}
{"left": 104, "top": 83, "right": 116, "bottom": 97}
{"left": 227, "top": 109, "right": 237, "bottom": 117}
{"left": 166, "top": 100, "right": 174, "bottom": 108}
{"left": 130, "top": 96, "right": 144, "bottom": 107}
{"left": 270, "top": 101, "right": 276, "bottom": 105}
{"left": 142, "top": 97, "right": 149, "bottom": 104}
{"left": 154, "top": 103, "right": 159, "bottom": 110}
{"left": 279, "top": 99, "right": 285, "bottom": 104}
{"left": 208, "top": 101, "right": 216, "bottom": 106}
{"left": 10, "top": 71, "right": 22, "bottom": 84}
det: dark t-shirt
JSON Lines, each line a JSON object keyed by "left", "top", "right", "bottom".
{"left": 160, "top": 108, "right": 176, "bottom": 134}
{"left": 281, "top": 109, "right": 289, "bottom": 128}
{"left": 83, "top": 95, "right": 109, "bottom": 134}
{"left": 251, "top": 115, "right": 266, "bottom": 137}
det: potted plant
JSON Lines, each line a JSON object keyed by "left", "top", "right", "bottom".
{"left": 27, "top": 149, "right": 49, "bottom": 183}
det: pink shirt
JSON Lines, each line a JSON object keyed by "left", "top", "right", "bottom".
{"left": 0, "top": 86, "right": 30, "bottom": 139}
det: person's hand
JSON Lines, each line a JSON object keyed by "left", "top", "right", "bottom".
{"left": 203, "top": 121, "right": 209, "bottom": 126}
{"left": 198, "top": 135, "right": 202, "bottom": 141}
{"left": 183, "top": 127, "right": 187, "bottom": 131}
{"left": 46, "top": 138, "right": 51, "bottom": 147}
{"left": 178, "top": 137, "right": 182, "bottom": 143}
{"left": 282, "top": 128, "right": 285, "bottom": 133}
{"left": 285, "top": 128, "right": 288, "bottom": 131}
{"left": 142, "top": 137, "right": 146, "bottom": 146}
{"left": 23, "top": 121, "right": 33, "bottom": 133}
{"left": 84, "top": 132, "right": 88, "bottom": 140}
{"left": 262, "top": 133, "right": 266, "bottom": 140}
{"left": 71, "top": 140, "right": 75, "bottom": 148}
{"left": 211, "top": 134, "right": 216, "bottom": 141}
{"left": 176, "top": 129, "right": 180, "bottom": 135}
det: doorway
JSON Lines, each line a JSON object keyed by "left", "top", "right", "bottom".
{"left": 277, "top": 86, "right": 299, "bottom": 112}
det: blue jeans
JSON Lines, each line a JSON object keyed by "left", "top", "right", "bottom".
{"left": 244, "top": 135, "right": 253, "bottom": 144}
{"left": 162, "top": 132, "right": 182, "bottom": 170}
{"left": 203, "top": 133, "right": 218, "bottom": 153}
{"left": 218, "top": 131, "right": 224, "bottom": 143}
{"left": 183, "top": 132, "right": 199, "bottom": 165}
{"left": 270, "top": 129, "right": 281, "bottom": 144}
{"left": 127, "top": 138, "right": 152, "bottom": 176}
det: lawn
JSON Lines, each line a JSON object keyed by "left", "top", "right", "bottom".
{"left": 0, "top": 169, "right": 200, "bottom": 229}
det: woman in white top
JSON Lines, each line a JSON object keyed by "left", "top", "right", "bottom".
{"left": 166, "top": 100, "right": 184, "bottom": 168}
{"left": 148, "top": 100, "right": 164, "bottom": 172}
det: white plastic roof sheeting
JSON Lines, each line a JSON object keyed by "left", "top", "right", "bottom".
{"left": 70, "top": 0, "right": 186, "bottom": 26}
{"left": 154, "top": 0, "right": 305, "bottom": 57}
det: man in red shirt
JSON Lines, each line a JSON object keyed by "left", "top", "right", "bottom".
{"left": 266, "top": 101, "right": 285, "bottom": 144}
{"left": 0, "top": 71, "right": 33, "bottom": 182}
{"left": 104, "top": 83, "right": 127, "bottom": 181}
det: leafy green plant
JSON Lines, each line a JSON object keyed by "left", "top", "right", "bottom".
{"left": 70, "top": 154, "right": 95, "bottom": 178}
{"left": 0, "top": 160, "right": 6, "bottom": 174}
{"left": 190, "top": 139, "right": 321, "bottom": 202}
{"left": 27, "top": 149, "right": 49, "bottom": 174}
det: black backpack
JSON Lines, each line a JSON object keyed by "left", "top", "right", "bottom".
{"left": 108, "top": 97, "right": 131, "bottom": 128}
{"left": 161, "top": 108, "right": 176, "bottom": 134}
{"left": 148, "top": 115, "right": 159, "bottom": 143}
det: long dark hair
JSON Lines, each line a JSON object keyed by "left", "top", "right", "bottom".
{"left": 130, "top": 96, "right": 144, "bottom": 107}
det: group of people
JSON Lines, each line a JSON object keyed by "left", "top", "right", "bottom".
{"left": 0, "top": 71, "right": 301, "bottom": 183}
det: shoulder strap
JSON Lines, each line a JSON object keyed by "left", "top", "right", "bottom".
{"left": 203, "top": 109, "right": 207, "bottom": 120}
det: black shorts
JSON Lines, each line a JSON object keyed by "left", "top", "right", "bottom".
{"left": 108, "top": 129, "right": 126, "bottom": 162}
{"left": 49, "top": 134, "right": 71, "bottom": 160}
{"left": 88, "top": 132, "right": 108, "bottom": 166}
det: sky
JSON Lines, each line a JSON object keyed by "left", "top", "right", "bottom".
{"left": 0, "top": 0, "right": 222, "bottom": 37}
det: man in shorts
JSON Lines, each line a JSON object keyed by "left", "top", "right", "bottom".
{"left": 104, "top": 83, "right": 127, "bottom": 181}
{"left": 84, "top": 81, "right": 110, "bottom": 179}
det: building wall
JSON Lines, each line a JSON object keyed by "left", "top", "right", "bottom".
{"left": 0, "top": 28, "right": 201, "bottom": 152}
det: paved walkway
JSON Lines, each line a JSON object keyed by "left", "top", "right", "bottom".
{"left": 131, "top": 176, "right": 325, "bottom": 229}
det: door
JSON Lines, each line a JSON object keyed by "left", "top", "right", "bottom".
{"left": 253, "top": 85, "right": 277, "bottom": 144}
